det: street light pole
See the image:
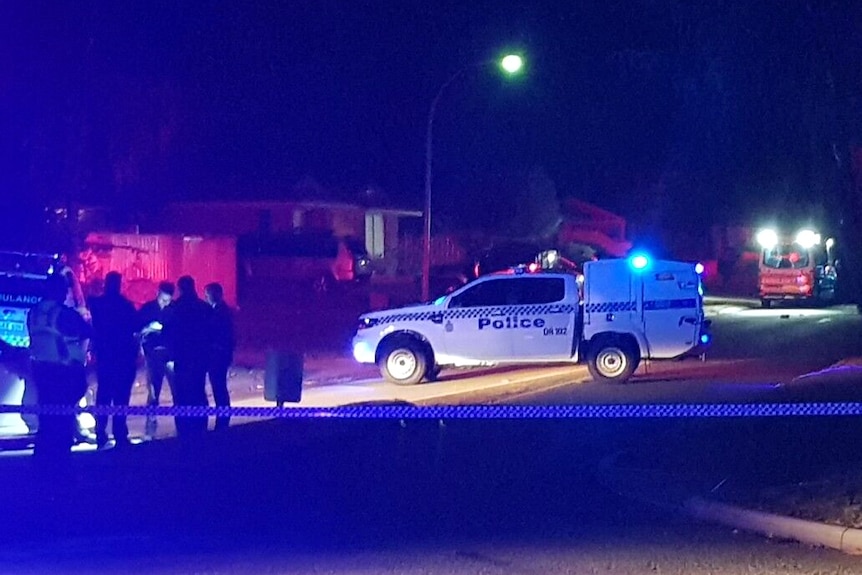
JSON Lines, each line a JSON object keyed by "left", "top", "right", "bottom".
{"left": 422, "top": 69, "right": 467, "bottom": 302}
{"left": 421, "top": 53, "right": 523, "bottom": 302}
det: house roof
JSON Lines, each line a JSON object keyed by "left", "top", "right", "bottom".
{"left": 164, "top": 199, "right": 422, "bottom": 217}
{"left": 175, "top": 176, "right": 422, "bottom": 215}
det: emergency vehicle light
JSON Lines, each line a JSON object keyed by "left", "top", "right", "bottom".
{"left": 756, "top": 229, "right": 778, "bottom": 250}
{"left": 695, "top": 263, "right": 704, "bottom": 275}
{"left": 629, "top": 254, "right": 650, "bottom": 270}
{"left": 795, "top": 229, "right": 821, "bottom": 249}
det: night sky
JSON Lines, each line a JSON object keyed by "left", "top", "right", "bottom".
{"left": 2, "top": 1, "right": 861, "bottom": 241}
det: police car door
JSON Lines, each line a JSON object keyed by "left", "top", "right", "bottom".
{"left": 442, "top": 277, "right": 515, "bottom": 362}
{"left": 510, "top": 275, "right": 576, "bottom": 360}
{"left": 640, "top": 264, "right": 700, "bottom": 358}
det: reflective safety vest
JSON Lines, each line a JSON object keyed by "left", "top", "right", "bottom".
{"left": 28, "top": 300, "right": 87, "bottom": 366}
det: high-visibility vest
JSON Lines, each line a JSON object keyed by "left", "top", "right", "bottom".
{"left": 28, "top": 300, "right": 87, "bottom": 366}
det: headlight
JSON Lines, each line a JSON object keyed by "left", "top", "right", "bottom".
{"left": 795, "top": 229, "right": 821, "bottom": 249}
{"left": 357, "top": 317, "right": 378, "bottom": 330}
{"left": 352, "top": 340, "right": 375, "bottom": 363}
{"left": 756, "top": 229, "right": 778, "bottom": 249}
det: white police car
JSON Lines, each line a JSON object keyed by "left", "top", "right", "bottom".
{"left": 353, "top": 255, "right": 710, "bottom": 385}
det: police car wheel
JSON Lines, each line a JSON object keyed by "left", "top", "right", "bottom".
{"left": 588, "top": 343, "right": 637, "bottom": 383}
{"left": 380, "top": 344, "right": 428, "bottom": 385}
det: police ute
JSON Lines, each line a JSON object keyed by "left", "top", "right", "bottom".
{"left": 352, "top": 254, "right": 710, "bottom": 384}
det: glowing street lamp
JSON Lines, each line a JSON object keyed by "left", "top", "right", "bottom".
{"left": 422, "top": 53, "right": 526, "bottom": 301}
{"left": 500, "top": 54, "right": 524, "bottom": 74}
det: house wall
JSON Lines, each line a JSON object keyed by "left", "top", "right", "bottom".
{"left": 331, "top": 208, "right": 364, "bottom": 238}
{"left": 81, "top": 232, "right": 238, "bottom": 306}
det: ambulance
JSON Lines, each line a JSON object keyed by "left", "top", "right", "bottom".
{"left": 352, "top": 254, "right": 710, "bottom": 384}
{"left": 0, "top": 251, "right": 94, "bottom": 437}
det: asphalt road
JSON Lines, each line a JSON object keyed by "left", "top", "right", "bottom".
{"left": 517, "top": 299, "right": 862, "bottom": 405}
{"left": 19, "top": 297, "right": 862, "bottom": 443}
{"left": 4, "top": 416, "right": 862, "bottom": 574}
{"left": 235, "top": 298, "right": 862, "bottom": 410}
{"left": 5, "top": 298, "right": 862, "bottom": 573}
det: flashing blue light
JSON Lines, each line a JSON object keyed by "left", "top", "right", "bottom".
{"left": 695, "top": 263, "right": 705, "bottom": 275}
{"left": 700, "top": 334, "right": 711, "bottom": 345}
{"left": 630, "top": 254, "right": 650, "bottom": 270}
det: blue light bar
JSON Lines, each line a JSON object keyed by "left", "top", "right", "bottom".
{"left": 630, "top": 254, "right": 649, "bottom": 270}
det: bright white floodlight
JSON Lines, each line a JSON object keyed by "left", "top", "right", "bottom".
{"left": 756, "top": 229, "right": 778, "bottom": 250}
{"left": 795, "top": 229, "right": 821, "bottom": 249}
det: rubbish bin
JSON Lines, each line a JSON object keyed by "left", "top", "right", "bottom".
{"left": 264, "top": 350, "right": 303, "bottom": 405}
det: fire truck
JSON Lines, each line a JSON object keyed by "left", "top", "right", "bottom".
{"left": 755, "top": 228, "right": 838, "bottom": 308}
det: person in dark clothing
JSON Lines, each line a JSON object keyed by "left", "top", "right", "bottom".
{"left": 137, "top": 281, "right": 175, "bottom": 440}
{"left": 27, "top": 273, "right": 92, "bottom": 460}
{"left": 162, "top": 275, "right": 212, "bottom": 438}
{"left": 88, "top": 271, "right": 139, "bottom": 449}
{"left": 204, "top": 283, "right": 235, "bottom": 431}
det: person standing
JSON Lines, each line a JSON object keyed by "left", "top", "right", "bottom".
{"left": 137, "top": 281, "right": 175, "bottom": 440}
{"left": 162, "top": 276, "right": 212, "bottom": 438}
{"left": 27, "top": 273, "right": 92, "bottom": 459}
{"left": 204, "top": 283, "right": 235, "bottom": 431}
{"left": 88, "top": 271, "right": 139, "bottom": 449}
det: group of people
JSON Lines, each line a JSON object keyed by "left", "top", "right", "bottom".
{"left": 27, "top": 272, "right": 235, "bottom": 457}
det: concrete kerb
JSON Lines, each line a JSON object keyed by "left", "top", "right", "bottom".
{"left": 703, "top": 295, "right": 760, "bottom": 308}
{"left": 597, "top": 454, "right": 862, "bottom": 556}
{"left": 686, "top": 497, "right": 862, "bottom": 555}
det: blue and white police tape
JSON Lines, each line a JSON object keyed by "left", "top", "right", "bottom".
{"left": 2, "top": 403, "right": 862, "bottom": 418}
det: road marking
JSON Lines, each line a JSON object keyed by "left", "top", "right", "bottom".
{"left": 412, "top": 367, "right": 590, "bottom": 404}
{"left": 487, "top": 377, "right": 592, "bottom": 404}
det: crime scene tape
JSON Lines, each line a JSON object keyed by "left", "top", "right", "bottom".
{"left": 2, "top": 403, "right": 862, "bottom": 418}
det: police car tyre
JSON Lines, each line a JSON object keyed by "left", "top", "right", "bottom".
{"left": 379, "top": 342, "right": 428, "bottom": 385}
{"left": 587, "top": 339, "right": 638, "bottom": 383}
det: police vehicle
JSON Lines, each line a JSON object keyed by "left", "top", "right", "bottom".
{"left": 0, "top": 251, "right": 94, "bottom": 436}
{"left": 352, "top": 254, "right": 710, "bottom": 384}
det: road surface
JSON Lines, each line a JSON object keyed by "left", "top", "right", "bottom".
{"left": 3, "top": 416, "right": 862, "bottom": 574}
{"left": 4, "top": 299, "right": 862, "bottom": 572}
{"left": 4, "top": 297, "right": 860, "bottom": 447}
